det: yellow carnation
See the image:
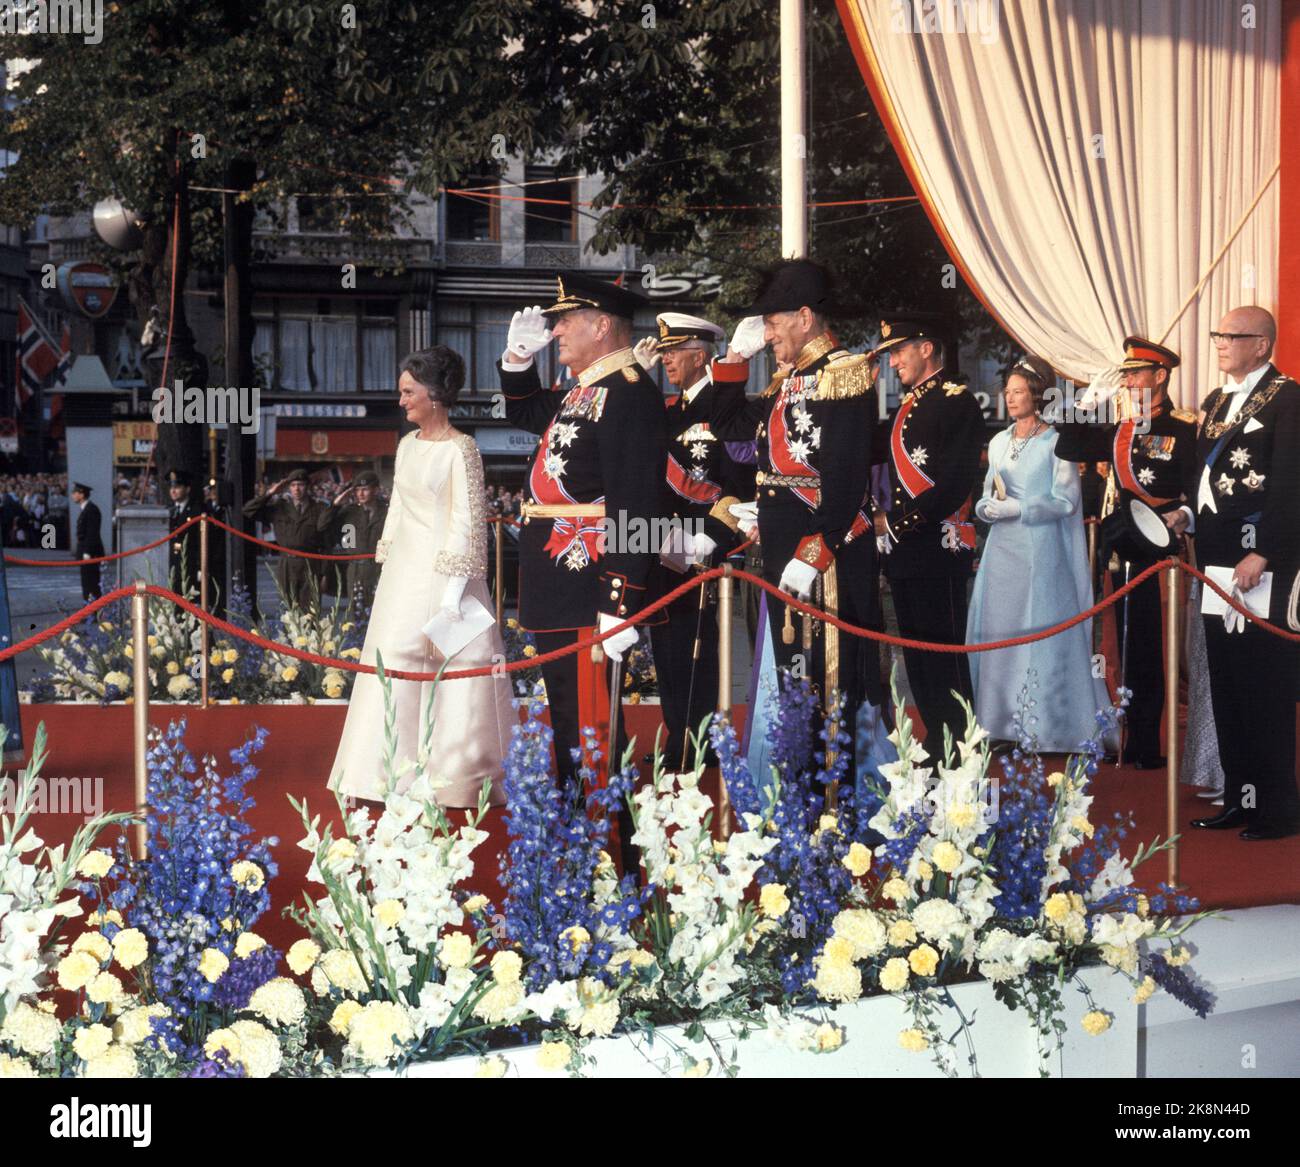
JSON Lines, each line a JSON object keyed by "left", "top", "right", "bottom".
{"left": 166, "top": 674, "right": 195, "bottom": 699}
{"left": 72, "top": 931, "right": 112, "bottom": 963}
{"left": 888, "top": 919, "right": 918, "bottom": 948}
{"left": 329, "top": 999, "right": 363, "bottom": 1037}
{"left": 286, "top": 938, "right": 321, "bottom": 975}
{"left": 758, "top": 883, "right": 790, "bottom": 918}
{"left": 86, "top": 971, "right": 127, "bottom": 1007}
{"left": 72, "top": 1024, "right": 114, "bottom": 1061}
{"left": 536, "top": 1041, "right": 572, "bottom": 1071}
{"left": 1133, "top": 976, "right": 1157, "bottom": 1005}
{"left": 814, "top": 1023, "right": 844, "bottom": 1052}
{"left": 81, "top": 1046, "right": 139, "bottom": 1079}
{"left": 374, "top": 899, "right": 405, "bottom": 929}
{"left": 879, "top": 956, "right": 910, "bottom": 993}
{"left": 230, "top": 860, "right": 265, "bottom": 891}
{"left": 198, "top": 948, "right": 230, "bottom": 983}
{"left": 908, "top": 943, "right": 940, "bottom": 977}
{"left": 474, "top": 1055, "right": 509, "bottom": 1078}
{"left": 111, "top": 927, "right": 148, "bottom": 970}
{"left": 898, "top": 1028, "right": 929, "bottom": 1052}
{"left": 842, "top": 842, "right": 872, "bottom": 878}
{"left": 439, "top": 932, "right": 474, "bottom": 969}
{"left": 221, "top": 668, "right": 235, "bottom": 684}
{"left": 76, "top": 850, "right": 115, "bottom": 879}
{"left": 57, "top": 950, "right": 102, "bottom": 991}
{"left": 1043, "top": 892, "right": 1072, "bottom": 923}
{"left": 931, "top": 841, "right": 961, "bottom": 874}
{"left": 463, "top": 895, "right": 489, "bottom": 914}
{"left": 234, "top": 931, "right": 267, "bottom": 959}
{"left": 491, "top": 950, "right": 523, "bottom": 985}
{"left": 1081, "top": 1010, "right": 1112, "bottom": 1036}
{"left": 882, "top": 877, "right": 910, "bottom": 903}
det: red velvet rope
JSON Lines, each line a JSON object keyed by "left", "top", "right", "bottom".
{"left": 5, "top": 557, "right": 1294, "bottom": 681}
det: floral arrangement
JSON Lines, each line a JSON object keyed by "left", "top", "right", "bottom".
{"left": 2, "top": 671, "right": 1215, "bottom": 1079}
{"left": 27, "top": 577, "right": 368, "bottom": 706}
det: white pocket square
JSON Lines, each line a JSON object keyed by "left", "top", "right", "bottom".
{"left": 1244, "top": 417, "right": 1264, "bottom": 433}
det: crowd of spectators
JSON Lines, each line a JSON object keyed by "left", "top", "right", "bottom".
{"left": 1, "top": 473, "right": 70, "bottom": 548}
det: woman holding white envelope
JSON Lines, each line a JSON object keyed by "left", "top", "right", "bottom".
{"left": 329, "top": 346, "right": 515, "bottom": 805}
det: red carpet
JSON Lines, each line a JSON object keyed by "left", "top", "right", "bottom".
{"left": 15, "top": 702, "right": 1298, "bottom": 954}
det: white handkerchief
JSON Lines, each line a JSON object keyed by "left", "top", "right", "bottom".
{"left": 1200, "top": 565, "right": 1272, "bottom": 632}
{"left": 1244, "top": 417, "right": 1264, "bottom": 433}
{"left": 422, "top": 596, "right": 494, "bottom": 658}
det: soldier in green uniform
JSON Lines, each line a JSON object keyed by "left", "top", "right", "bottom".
{"left": 242, "top": 468, "right": 328, "bottom": 611}
{"left": 318, "top": 469, "right": 387, "bottom": 610}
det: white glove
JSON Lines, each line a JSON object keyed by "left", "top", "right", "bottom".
{"left": 1224, "top": 584, "right": 1247, "bottom": 634}
{"left": 778, "top": 558, "right": 819, "bottom": 602}
{"left": 975, "top": 497, "right": 1022, "bottom": 523}
{"left": 633, "top": 336, "right": 661, "bottom": 371}
{"left": 876, "top": 534, "right": 893, "bottom": 556}
{"left": 658, "top": 524, "right": 694, "bottom": 573}
{"left": 598, "top": 612, "right": 639, "bottom": 662}
{"left": 692, "top": 531, "right": 718, "bottom": 565}
{"left": 374, "top": 538, "right": 391, "bottom": 566}
{"left": 1075, "top": 371, "right": 1121, "bottom": 414}
{"left": 729, "top": 315, "right": 766, "bottom": 360}
{"left": 503, "top": 306, "right": 553, "bottom": 365}
{"left": 729, "top": 500, "right": 758, "bottom": 538}
{"left": 439, "top": 576, "right": 468, "bottom": 621}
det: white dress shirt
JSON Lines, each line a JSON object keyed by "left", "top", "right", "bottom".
{"left": 1194, "top": 363, "right": 1272, "bottom": 519}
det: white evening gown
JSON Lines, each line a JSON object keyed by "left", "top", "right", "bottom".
{"left": 967, "top": 426, "right": 1115, "bottom": 752}
{"left": 329, "top": 430, "right": 515, "bottom": 804}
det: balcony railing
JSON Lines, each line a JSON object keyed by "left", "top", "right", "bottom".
{"left": 253, "top": 232, "right": 436, "bottom": 266}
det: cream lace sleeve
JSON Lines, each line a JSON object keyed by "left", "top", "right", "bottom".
{"left": 433, "top": 432, "right": 488, "bottom": 579}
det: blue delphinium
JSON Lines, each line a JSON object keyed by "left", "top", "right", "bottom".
{"left": 499, "top": 689, "right": 645, "bottom": 989}
{"left": 1142, "top": 951, "right": 1213, "bottom": 1018}
{"left": 99, "top": 719, "right": 280, "bottom": 1048}
{"left": 713, "top": 672, "right": 863, "bottom": 996}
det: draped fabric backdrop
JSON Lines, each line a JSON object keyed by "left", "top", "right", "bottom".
{"left": 836, "top": 0, "right": 1287, "bottom": 408}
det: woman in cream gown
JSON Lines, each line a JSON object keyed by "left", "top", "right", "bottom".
{"left": 330, "top": 346, "right": 516, "bottom": 805}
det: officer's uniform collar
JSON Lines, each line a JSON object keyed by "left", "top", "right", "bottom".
{"left": 793, "top": 333, "right": 837, "bottom": 372}
{"left": 577, "top": 346, "right": 637, "bottom": 389}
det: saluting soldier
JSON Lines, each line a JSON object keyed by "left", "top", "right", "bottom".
{"left": 499, "top": 272, "right": 671, "bottom": 802}
{"left": 1054, "top": 336, "right": 1197, "bottom": 768}
{"left": 71, "top": 482, "right": 104, "bottom": 602}
{"left": 166, "top": 469, "right": 204, "bottom": 598}
{"left": 710, "top": 258, "right": 883, "bottom": 777}
{"left": 873, "top": 313, "right": 985, "bottom": 750}
{"left": 242, "top": 468, "right": 328, "bottom": 611}
{"left": 1175, "top": 307, "right": 1300, "bottom": 840}
{"left": 635, "top": 311, "right": 757, "bottom": 767}
{"left": 318, "top": 469, "right": 387, "bottom": 610}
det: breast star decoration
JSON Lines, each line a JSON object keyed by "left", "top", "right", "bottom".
{"left": 910, "top": 445, "right": 929, "bottom": 467}
{"left": 1229, "top": 446, "right": 1251, "bottom": 469}
{"left": 1241, "top": 469, "right": 1266, "bottom": 491}
{"left": 1215, "top": 472, "right": 1235, "bottom": 496}
{"left": 550, "top": 421, "right": 580, "bottom": 449}
{"left": 690, "top": 441, "right": 709, "bottom": 461}
{"left": 1137, "top": 467, "right": 1155, "bottom": 486}
{"left": 787, "top": 437, "right": 812, "bottom": 462}
{"left": 543, "top": 450, "right": 568, "bottom": 481}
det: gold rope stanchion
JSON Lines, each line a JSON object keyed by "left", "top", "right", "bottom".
{"left": 1165, "top": 560, "right": 1180, "bottom": 887}
{"left": 199, "top": 516, "right": 210, "bottom": 706}
{"left": 494, "top": 518, "right": 506, "bottom": 628}
{"left": 131, "top": 581, "right": 150, "bottom": 860}
{"left": 715, "top": 565, "right": 734, "bottom": 839}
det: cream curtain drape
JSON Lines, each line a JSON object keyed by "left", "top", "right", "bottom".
{"left": 839, "top": 0, "right": 1281, "bottom": 407}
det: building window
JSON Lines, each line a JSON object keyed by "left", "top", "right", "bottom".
{"left": 523, "top": 166, "right": 575, "bottom": 244}
{"left": 435, "top": 300, "right": 555, "bottom": 392}
{"left": 445, "top": 173, "right": 501, "bottom": 242}
{"left": 252, "top": 298, "right": 397, "bottom": 392}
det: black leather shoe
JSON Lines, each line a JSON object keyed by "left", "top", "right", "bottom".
{"left": 1240, "top": 824, "right": 1299, "bottom": 841}
{"left": 1132, "top": 755, "right": 1168, "bottom": 770}
{"left": 1191, "top": 807, "right": 1245, "bottom": 829}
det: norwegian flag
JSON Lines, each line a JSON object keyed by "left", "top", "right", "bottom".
{"left": 14, "top": 298, "right": 62, "bottom": 407}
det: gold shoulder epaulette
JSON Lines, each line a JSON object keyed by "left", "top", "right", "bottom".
{"left": 1171, "top": 407, "right": 1197, "bottom": 423}
{"left": 621, "top": 365, "right": 639, "bottom": 382}
{"left": 759, "top": 371, "right": 785, "bottom": 398}
{"left": 942, "top": 380, "right": 967, "bottom": 397}
{"left": 813, "top": 353, "right": 872, "bottom": 400}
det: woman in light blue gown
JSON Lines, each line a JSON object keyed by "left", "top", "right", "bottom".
{"left": 967, "top": 357, "right": 1113, "bottom": 751}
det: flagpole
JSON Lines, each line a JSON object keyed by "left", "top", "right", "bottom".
{"left": 781, "top": 0, "right": 807, "bottom": 259}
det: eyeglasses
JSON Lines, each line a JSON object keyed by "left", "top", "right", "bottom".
{"left": 1209, "top": 331, "right": 1265, "bottom": 343}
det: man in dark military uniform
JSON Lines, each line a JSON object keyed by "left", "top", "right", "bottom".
{"left": 1176, "top": 307, "right": 1300, "bottom": 840}
{"left": 1054, "top": 336, "right": 1197, "bottom": 768}
{"left": 499, "top": 272, "right": 671, "bottom": 808}
{"left": 318, "top": 469, "right": 387, "bottom": 610}
{"left": 636, "top": 311, "right": 756, "bottom": 768}
{"left": 711, "top": 259, "right": 883, "bottom": 782}
{"left": 71, "top": 483, "right": 104, "bottom": 602}
{"left": 241, "top": 468, "right": 328, "bottom": 611}
{"left": 873, "top": 313, "right": 984, "bottom": 751}
{"left": 166, "top": 469, "right": 204, "bottom": 598}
